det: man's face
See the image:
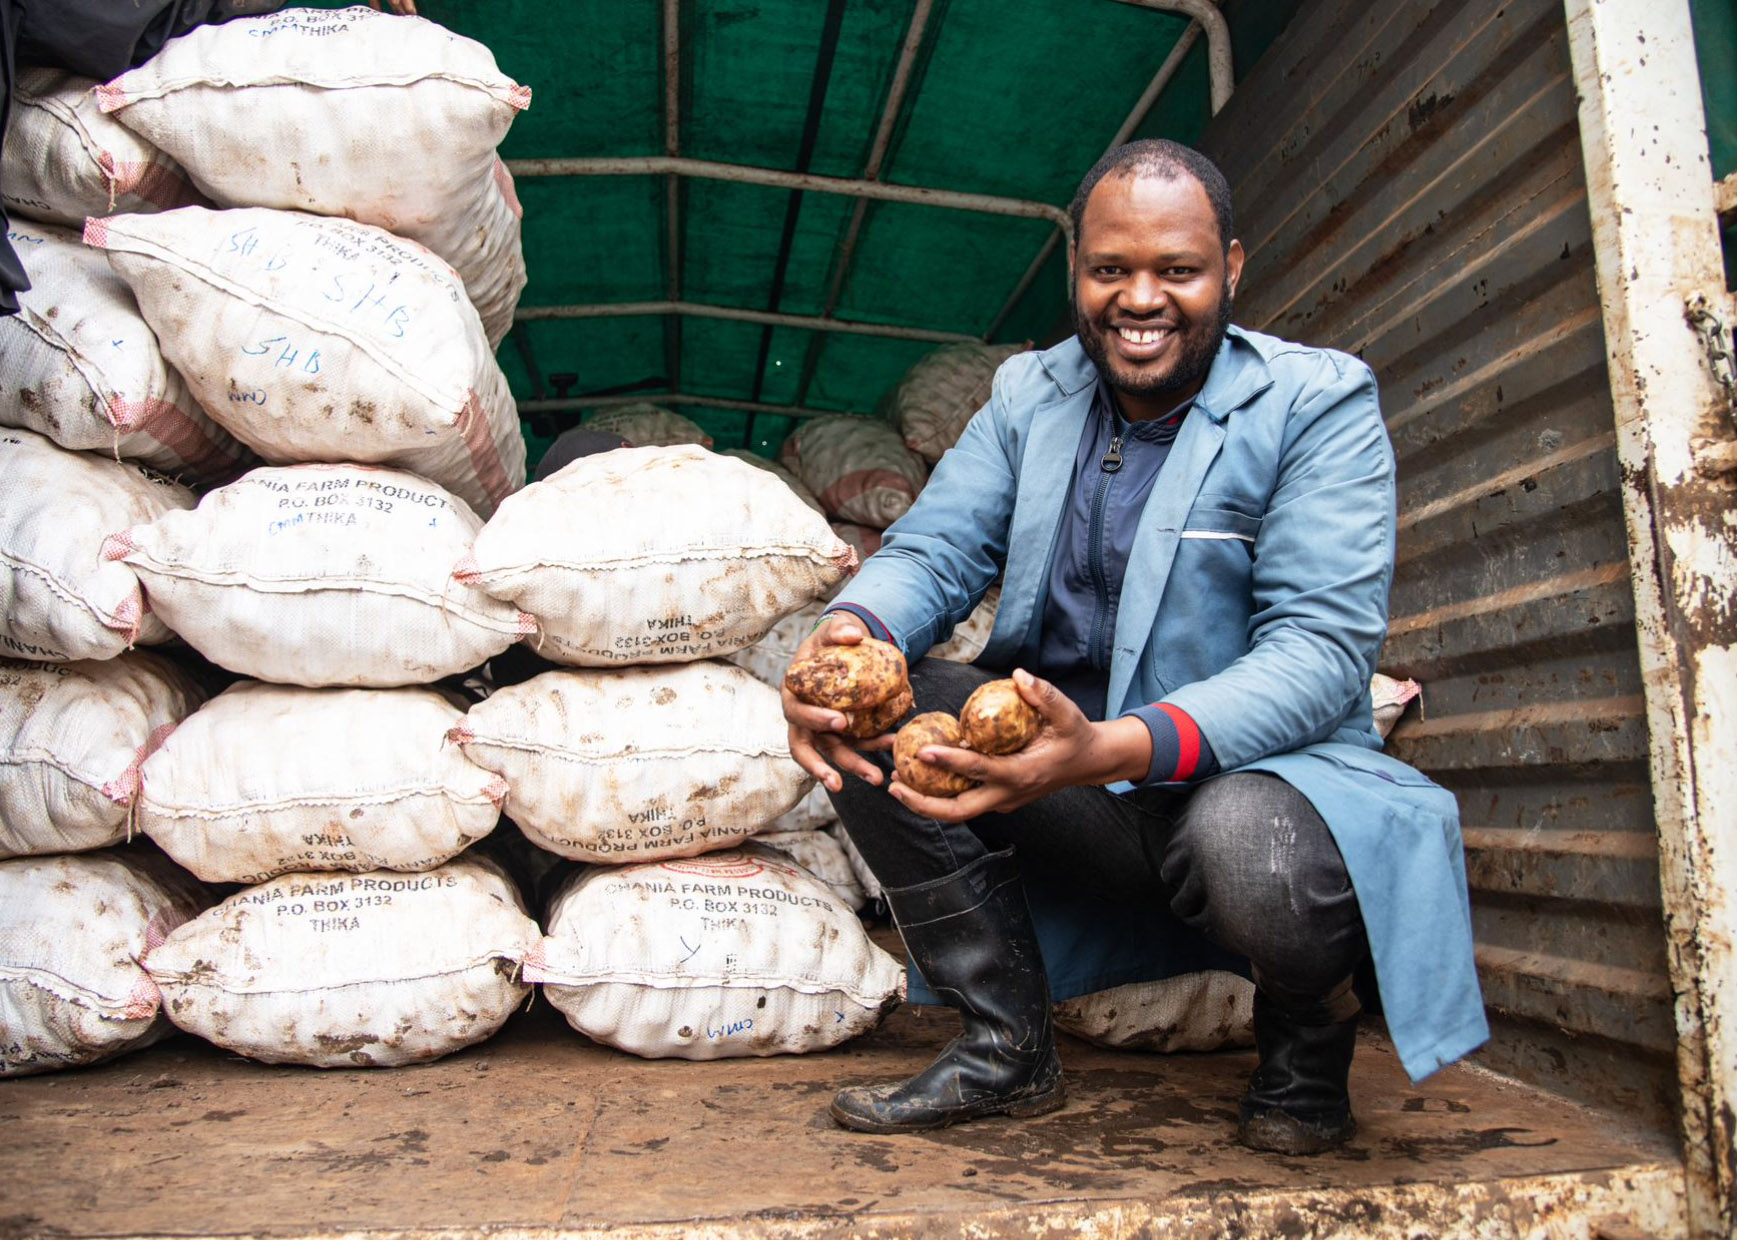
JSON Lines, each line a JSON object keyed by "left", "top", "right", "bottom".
{"left": 1070, "top": 171, "right": 1245, "bottom": 416}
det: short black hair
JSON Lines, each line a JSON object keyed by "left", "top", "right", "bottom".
{"left": 1069, "top": 139, "right": 1236, "bottom": 256}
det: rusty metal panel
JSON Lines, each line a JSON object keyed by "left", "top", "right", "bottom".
{"left": 1200, "top": 0, "right": 1678, "bottom": 1135}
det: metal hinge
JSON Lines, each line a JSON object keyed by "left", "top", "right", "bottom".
{"left": 1684, "top": 292, "right": 1737, "bottom": 476}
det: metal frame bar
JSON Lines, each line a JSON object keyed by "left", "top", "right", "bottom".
{"left": 518, "top": 391, "right": 847, "bottom": 419}
{"left": 1565, "top": 1, "right": 1737, "bottom": 1235}
{"left": 1109, "top": 0, "right": 1232, "bottom": 113}
{"left": 516, "top": 299, "right": 978, "bottom": 344}
{"left": 504, "top": 155, "right": 1072, "bottom": 233}
{"left": 794, "top": 0, "right": 939, "bottom": 405}
{"left": 660, "top": 0, "right": 682, "bottom": 391}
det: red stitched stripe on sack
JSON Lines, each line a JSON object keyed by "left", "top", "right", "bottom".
{"left": 82, "top": 216, "right": 112, "bottom": 248}
{"left": 107, "top": 396, "right": 244, "bottom": 478}
{"left": 491, "top": 157, "right": 524, "bottom": 220}
{"left": 1156, "top": 703, "right": 1202, "bottom": 781}
{"left": 456, "top": 389, "right": 513, "bottom": 513}
{"left": 101, "top": 720, "right": 179, "bottom": 805}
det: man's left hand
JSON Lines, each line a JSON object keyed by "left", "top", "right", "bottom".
{"left": 888, "top": 669, "right": 1153, "bottom": 822}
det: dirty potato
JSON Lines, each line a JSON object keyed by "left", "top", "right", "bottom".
{"left": 958, "top": 678, "right": 1041, "bottom": 755}
{"left": 893, "top": 712, "right": 977, "bottom": 798}
{"left": 784, "top": 637, "right": 908, "bottom": 711}
{"left": 842, "top": 683, "right": 914, "bottom": 739}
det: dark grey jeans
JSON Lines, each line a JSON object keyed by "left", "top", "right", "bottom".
{"left": 828, "top": 658, "right": 1367, "bottom": 1005}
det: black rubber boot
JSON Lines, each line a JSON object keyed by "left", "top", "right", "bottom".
{"left": 830, "top": 848, "right": 1064, "bottom": 1134}
{"left": 1237, "top": 977, "right": 1361, "bottom": 1155}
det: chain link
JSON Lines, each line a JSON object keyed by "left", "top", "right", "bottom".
{"left": 1686, "top": 293, "right": 1737, "bottom": 431}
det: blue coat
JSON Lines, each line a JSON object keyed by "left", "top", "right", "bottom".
{"left": 833, "top": 327, "right": 1488, "bottom": 1082}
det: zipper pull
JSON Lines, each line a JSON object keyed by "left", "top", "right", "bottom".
{"left": 1101, "top": 435, "right": 1123, "bottom": 474}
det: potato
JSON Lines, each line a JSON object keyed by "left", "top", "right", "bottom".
{"left": 959, "top": 678, "right": 1041, "bottom": 755}
{"left": 842, "top": 683, "right": 914, "bottom": 739}
{"left": 784, "top": 637, "right": 908, "bottom": 711}
{"left": 893, "top": 712, "right": 977, "bottom": 798}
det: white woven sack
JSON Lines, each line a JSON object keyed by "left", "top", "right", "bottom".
{"left": 96, "top": 6, "right": 529, "bottom": 346}
{"left": 829, "top": 822, "right": 883, "bottom": 902}
{"left": 930, "top": 586, "right": 1001, "bottom": 663}
{"left": 452, "top": 662, "right": 810, "bottom": 863}
{"left": 766, "top": 782, "right": 839, "bottom": 834}
{"left": 753, "top": 826, "right": 865, "bottom": 910}
{"left": 462, "top": 446, "right": 854, "bottom": 666}
{"left": 527, "top": 848, "right": 903, "bottom": 1059}
{"left": 0, "top": 849, "right": 208, "bottom": 1076}
{"left": 140, "top": 682, "right": 505, "bottom": 884}
{"left": 0, "top": 220, "right": 249, "bottom": 484}
{"left": 0, "top": 652, "right": 204, "bottom": 859}
{"left": 145, "top": 856, "right": 538, "bottom": 1068}
{"left": 85, "top": 207, "right": 525, "bottom": 516}
{"left": 1372, "top": 672, "right": 1423, "bottom": 739}
{"left": 778, "top": 415, "right": 928, "bottom": 529}
{"left": 0, "top": 429, "right": 193, "bottom": 662}
{"left": 721, "top": 449, "right": 824, "bottom": 514}
{"left": 2, "top": 69, "right": 207, "bottom": 228}
{"left": 888, "top": 343, "right": 1026, "bottom": 463}
{"left": 722, "top": 599, "right": 823, "bottom": 689}
{"left": 112, "top": 464, "right": 535, "bottom": 687}
{"left": 1053, "top": 972, "right": 1255, "bottom": 1053}
{"left": 587, "top": 404, "right": 713, "bottom": 449}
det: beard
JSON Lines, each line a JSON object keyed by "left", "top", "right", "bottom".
{"left": 1074, "top": 276, "right": 1234, "bottom": 407}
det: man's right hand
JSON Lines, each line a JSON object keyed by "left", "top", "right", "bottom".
{"left": 780, "top": 614, "right": 889, "bottom": 794}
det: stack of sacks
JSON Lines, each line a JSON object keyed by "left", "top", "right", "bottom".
{"left": 0, "top": 430, "right": 217, "bottom": 1076}
{"left": 0, "top": 221, "right": 250, "bottom": 485}
{"left": 779, "top": 414, "right": 928, "bottom": 530}
{"left": 452, "top": 446, "right": 847, "bottom": 863}
{"left": 721, "top": 448, "right": 825, "bottom": 515}
{"left": 453, "top": 445, "right": 902, "bottom": 1056}
{"left": 94, "top": 6, "right": 530, "bottom": 347}
{"left": 86, "top": 206, "right": 524, "bottom": 518}
{"left": 883, "top": 342, "right": 1027, "bottom": 463}
{"left": 588, "top": 403, "right": 712, "bottom": 449}
{"left": 103, "top": 463, "right": 540, "bottom": 1067}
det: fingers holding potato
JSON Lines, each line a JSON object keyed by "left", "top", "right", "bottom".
{"left": 842, "top": 682, "right": 914, "bottom": 739}
{"left": 893, "top": 712, "right": 978, "bottom": 798}
{"left": 959, "top": 678, "right": 1041, "bottom": 755}
{"left": 784, "top": 636, "right": 908, "bottom": 711}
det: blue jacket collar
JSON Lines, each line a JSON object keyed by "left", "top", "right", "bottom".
{"left": 1034, "top": 325, "right": 1275, "bottom": 424}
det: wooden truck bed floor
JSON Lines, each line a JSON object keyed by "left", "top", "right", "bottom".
{"left": 1, "top": 991, "right": 1685, "bottom": 1240}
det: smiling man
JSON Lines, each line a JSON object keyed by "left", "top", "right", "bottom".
{"left": 781, "top": 140, "right": 1487, "bottom": 1154}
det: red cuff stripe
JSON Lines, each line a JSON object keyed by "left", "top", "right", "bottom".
{"left": 1156, "top": 703, "right": 1203, "bottom": 781}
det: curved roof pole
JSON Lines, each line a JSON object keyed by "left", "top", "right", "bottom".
{"left": 661, "top": 0, "right": 682, "bottom": 393}
{"left": 1107, "top": 0, "right": 1232, "bottom": 114}
{"left": 793, "top": 0, "right": 938, "bottom": 407}
{"left": 519, "top": 392, "right": 850, "bottom": 419}
{"left": 983, "top": 1, "right": 1225, "bottom": 341}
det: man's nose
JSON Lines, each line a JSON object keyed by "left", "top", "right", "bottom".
{"left": 1119, "top": 271, "right": 1166, "bottom": 314}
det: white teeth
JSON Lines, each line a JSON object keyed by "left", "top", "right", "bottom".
{"left": 1117, "top": 327, "right": 1169, "bottom": 345}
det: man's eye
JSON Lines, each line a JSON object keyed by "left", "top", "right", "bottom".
{"left": 1095, "top": 267, "right": 1124, "bottom": 278}
{"left": 1166, "top": 267, "right": 1199, "bottom": 278}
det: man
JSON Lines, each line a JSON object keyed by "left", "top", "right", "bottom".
{"left": 780, "top": 140, "right": 1486, "bottom": 1155}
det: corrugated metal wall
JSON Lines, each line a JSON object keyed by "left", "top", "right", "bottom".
{"left": 1200, "top": 0, "right": 1678, "bottom": 1134}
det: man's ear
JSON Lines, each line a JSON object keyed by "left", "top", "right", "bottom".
{"left": 1066, "top": 241, "right": 1076, "bottom": 284}
{"left": 1226, "top": 238, "right": 1246, "bottom": 299}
